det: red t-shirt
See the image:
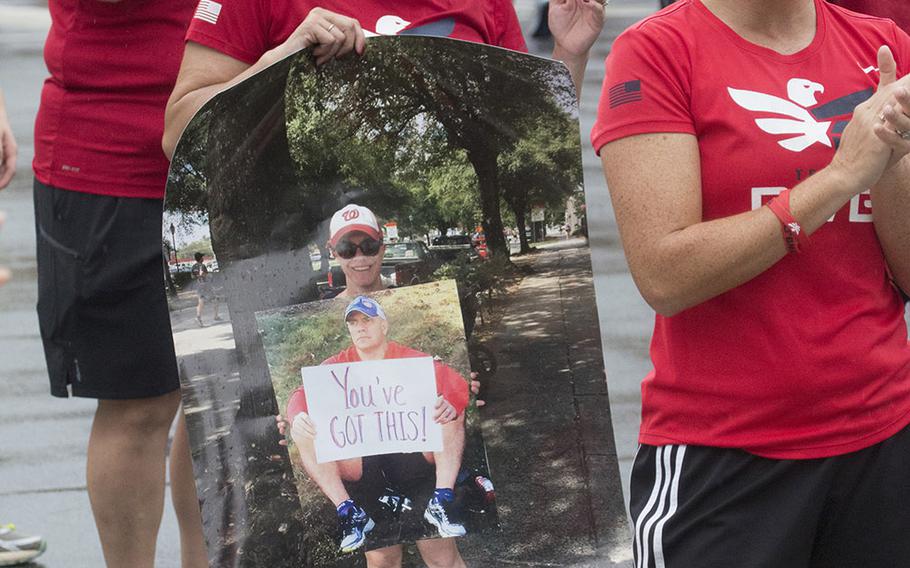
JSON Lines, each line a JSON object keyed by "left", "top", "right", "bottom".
{"left": 185, "top": 0, "right": 527, "bottom": 65}
{"left": 33, "top": 0, "right": 195, "bottom": 199}
{"left": 286, "top": 341, "right": 470, "bottom": 419}
{"left": 592, "top": 0, "right": 910, "bottom": 459}
{"left": 829, "top": 0, "right": 910, "bottom": 33}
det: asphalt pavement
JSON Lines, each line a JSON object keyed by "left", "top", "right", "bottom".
{"left": 0, "top": 1, "right": 660, "bottom": 566}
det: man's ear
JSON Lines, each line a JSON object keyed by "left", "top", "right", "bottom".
{"left": 381, "top": 319, "right": 389, "bottom": 336}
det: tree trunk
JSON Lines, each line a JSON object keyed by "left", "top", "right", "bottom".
{"left": 515, "top": 207, "right": 532, "bottom": 254}
{"left": 466, "top": 148, "right": 509, "bottom": 259}
{"left": 163, "top": 249, "right": 178, "bottom": 296}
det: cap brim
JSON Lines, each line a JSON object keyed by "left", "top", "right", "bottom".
{"left": 330, "top": 225, "right": 383, "bottom": 247}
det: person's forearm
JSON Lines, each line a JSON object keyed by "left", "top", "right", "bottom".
{"left": 551, "top": 46, "right": 587, "bottom": 96}
{"left": 872, "top": 157, "right": 910, "bottom": 294}
{"left": 623, "top": 166, "right": 860, "bottom": 316}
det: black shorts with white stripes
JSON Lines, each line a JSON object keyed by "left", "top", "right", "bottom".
{"left": 630, "top": 423, "right": 910, "bottom": 568}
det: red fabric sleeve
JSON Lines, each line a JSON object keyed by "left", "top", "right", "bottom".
{"left": 434, "top": 361, "right": 470, "bottom": 414}
{"left": 185, "top": 0, "right": 275, "bottom": 65}
{"left": 891, "top": 21, "right": 910, "bottom": 78}
{"left": 590, "top": 22, "right": 694, "bottom": 154}
{"left": 286, "top": 386, "right": 309, "bottom": 420}
{"left": 829, "top": 0, "right": 910, "bottom": 33}
{"left": 490, "top": 0, "right": 528, "bottom": 52}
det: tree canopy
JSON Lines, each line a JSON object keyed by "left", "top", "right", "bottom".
{"left": 165, "top": 36, "right": 584, "bottom": 262}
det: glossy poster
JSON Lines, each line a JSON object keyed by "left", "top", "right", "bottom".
{"left": 165, "top": 36, "right": 630, "bottom": 567}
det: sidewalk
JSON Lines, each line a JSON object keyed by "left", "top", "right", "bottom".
{"left": 462, "top": 242, "right": 631, "bottom": 567}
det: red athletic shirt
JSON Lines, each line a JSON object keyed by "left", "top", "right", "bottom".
{"left": 286, "top": 341, "right": 470, "bottom": 419}
{"left": 33, "top": 0, "right": 195, "bottom": 199}
{"left": 592, "top": 0, "right": 910, "bottom": 459}
{"left": 185, "top": 0, "right": 527, "bottom": 66}
{"left": 829, "top": 0, "right": 910, "bottom": 33}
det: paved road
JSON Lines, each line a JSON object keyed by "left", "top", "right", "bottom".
{"left": 0, "top": 1, "right": 660, "bottom": 566}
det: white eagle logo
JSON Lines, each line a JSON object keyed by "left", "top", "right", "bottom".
{"left": 728, "top": 79, "right": 832, "bottom": 152}
{"left": 364, "top": 15, "right": 411, "bottom": 37}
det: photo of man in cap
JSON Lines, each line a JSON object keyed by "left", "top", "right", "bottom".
{"left": 286, "top": 295, "right": 470, "bottom": 556}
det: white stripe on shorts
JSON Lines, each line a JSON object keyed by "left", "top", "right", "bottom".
{"left": 633, "top": 445, "right": 687, "bottom": 568}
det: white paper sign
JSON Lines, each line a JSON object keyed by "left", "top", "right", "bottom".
{"left": 302, "top": 356, "right": 443, "bottom": 463}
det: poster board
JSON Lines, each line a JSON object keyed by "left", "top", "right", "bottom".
{"left": 165, "top": 36, "right": 631, "bottom": 567}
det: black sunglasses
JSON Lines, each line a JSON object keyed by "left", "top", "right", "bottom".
{"left": 334, "top": 237, "right": 382, "bottom": 259}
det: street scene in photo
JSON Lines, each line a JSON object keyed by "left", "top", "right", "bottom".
{"left": 163, "top": 35, "right": 628, "bottom": 566}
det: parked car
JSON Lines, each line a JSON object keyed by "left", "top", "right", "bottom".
{"left": 430, "top": 234, "right": 477, "bottom": 262}
{"left": 381, "top": 241, "right": 439, "bottom": 286}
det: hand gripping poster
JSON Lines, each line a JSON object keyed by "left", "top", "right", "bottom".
{"left": 165, "top": 37, "right": 631, "bottom": 567}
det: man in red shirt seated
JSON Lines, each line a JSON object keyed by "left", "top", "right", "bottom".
{"left": 287, "top": 295, "right": 470, "bottom": 554}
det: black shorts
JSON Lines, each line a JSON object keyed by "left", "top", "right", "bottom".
{"left": 630, "top": 423, "right": 910, "bottom": 568}
{"left": 347, "top": 452, "right": 437, "bottom": 545}
{"left": 34, "top": 180, "right": 180, "bottom": 399}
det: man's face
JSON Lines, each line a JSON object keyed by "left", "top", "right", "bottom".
{"left": 334, "top": 232, "right": 385, "bottom": 292}
{"left": 345, "top": 311, "right": 388, "bottom": 351}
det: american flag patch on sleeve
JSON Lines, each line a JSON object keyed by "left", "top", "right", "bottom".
{"left": 193, "top": 0, "right": 222, "bottom": 24}
{"left": 609, "top": 80, "right": 642, "bottom": 108}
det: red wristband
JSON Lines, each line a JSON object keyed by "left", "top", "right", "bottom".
{"left": 766, "top": 189, "right": 808, "bottom": 254}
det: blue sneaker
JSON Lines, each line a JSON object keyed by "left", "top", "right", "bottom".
{"left": 338, "top": 505, "right": 375, "bottom": 553}
{"left": 423, "top": 496, "right": 466, "bottom": 538}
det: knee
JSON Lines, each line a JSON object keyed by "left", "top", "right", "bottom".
{"left": 97, "top": 390, "right": 181, "bottom": 434}
{"left": 419, "top": 540, "right": 464, "bottom": 568}
{"left": 337, "top": 458, "right": 363, "bottom": 482}
{"left": 365, "top": 546, "right": 403, "bottom": 568}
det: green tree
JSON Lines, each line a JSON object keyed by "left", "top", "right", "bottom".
{"left": 282, "top": 37, "right": 576, "bottom": 258}
{"left": 498, "top": 117, "right": 583, "bottom": 253}
{"left": 178, "top": 237, "right": 214, "bottom": 259}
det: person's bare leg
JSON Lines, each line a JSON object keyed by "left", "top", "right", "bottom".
{"left": 428, "top": 413, "right": 465, "bottom": 489}
{"left": 170, "top": 410, "right": 209, "bottom": 568}
{"left": 415, "top": 538, "right": 466, "bottom": 568}
{"left": 365, "top": 544, "right": 404, "bottom": 568}
{"left": 195, "top": 297, "right": 204, "bottom": 321}
{"left": 86, "top": 390, "right": 181, "bottom": 568}
{"left": 294, "top": 434, "right": 362, "bottom": 505}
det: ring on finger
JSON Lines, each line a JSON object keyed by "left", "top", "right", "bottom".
{"left": 879, "top": 111, "right": 887, "bottom": 123}
{"left": 900, "top": 129, "right": 910, "bottom": 140}
{"left": 326, "top": 23, "right": 336, "bottom": 33}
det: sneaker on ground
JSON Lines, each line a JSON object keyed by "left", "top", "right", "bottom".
{"left": 338, "top": 505, "right": 375, "bottom": 553}
{"left": 423, "top": 496, "right": 467, "bottom": 538}
{"left": 0, "top": 524, "right": 46, "bottom": 566}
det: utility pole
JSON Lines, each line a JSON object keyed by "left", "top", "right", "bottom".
{"left": 170, "top": 223, "right": 177, "bottom": 264}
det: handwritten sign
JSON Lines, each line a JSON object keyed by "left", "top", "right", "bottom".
{"left": 301, "top": 357, "right": 442, "bottom": 463}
